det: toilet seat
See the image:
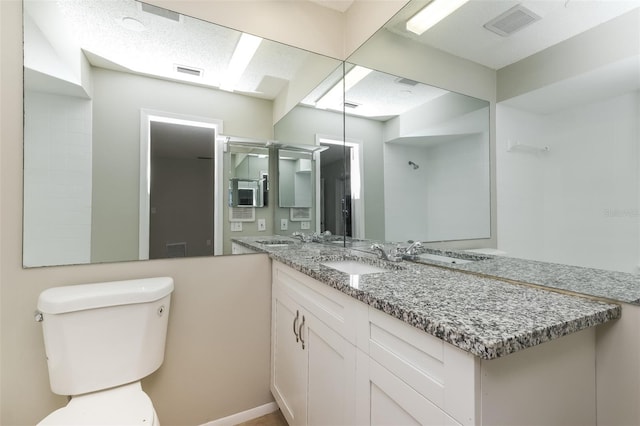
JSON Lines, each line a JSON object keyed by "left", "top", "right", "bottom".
{"left": 38, "top": 382, "right": 157, "bottom": 426}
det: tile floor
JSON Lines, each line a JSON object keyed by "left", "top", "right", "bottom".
{"left": 235, "top": 410, "right": 288, "bottom": 426}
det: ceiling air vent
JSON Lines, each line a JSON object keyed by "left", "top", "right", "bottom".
{"left": 141, "top": 3, "right": 181, "bottom": 22}
{"left": 395, "top": 77, "right": 419, "bottom": 86}
{"left": 175, "top": 65, "right": 202, "bottom": 77}
{"left": 484, "top": 4, "right": 541, "bottom": 37}
{"left": 344, "top": 101, "right": 360, "bottom": 109}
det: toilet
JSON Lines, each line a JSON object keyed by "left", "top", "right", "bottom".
{"left": 35, "top": 277, "right": 174, "bottom": 425}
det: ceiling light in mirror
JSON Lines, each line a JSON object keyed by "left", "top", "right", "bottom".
{"left": 315, "top": 65, "right": 371, "bottom": 110}
{"left": 220, "top": 33, "right": 262, "bottom": 92}
{"left": 406, "top": 0, "right": 470, "bottom": 35}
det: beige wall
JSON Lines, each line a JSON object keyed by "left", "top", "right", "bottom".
{"left": 1, "top": 1, "right": 409, "bottom": 425}
{"left": 3, "top": 4, "right": 274, "bottom": 423}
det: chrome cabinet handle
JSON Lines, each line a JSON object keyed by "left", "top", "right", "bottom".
{"left": 293, "top": 310, "right": 300, "bottom": 342}
{"left": 299, "top": 315, "right": 306, "bottom": 350}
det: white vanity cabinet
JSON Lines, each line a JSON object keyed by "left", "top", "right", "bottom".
{"left": 271, "top": 261, "right": 599, "bottom": 426}
{"left": 355, "top": 308, "right": 475, "bottom": 426}
{"left": 271, "top": 262, "right": 358, "bottom": 426}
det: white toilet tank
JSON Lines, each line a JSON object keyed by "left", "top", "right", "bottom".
{"left": 37, "top": 277, "right": 174, "bottom": 396}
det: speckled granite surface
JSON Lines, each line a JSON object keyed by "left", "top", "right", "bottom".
{"left": 359, "top": 246, "right": 640, "bottom": 305}
{"left": 232, "top": 237, "right": 621, "bottom": 360}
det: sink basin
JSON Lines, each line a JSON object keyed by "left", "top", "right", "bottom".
{"left": 417, "top": 253, "right": 473, "bottom": 264}
{"left": 321, "top": 260, "right": 390, "bottom": 275}
{"left": 256, "top": 240, "right": 295, "bottom": 247}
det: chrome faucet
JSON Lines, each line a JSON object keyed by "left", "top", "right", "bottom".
{"left": 291, "top": 231, "right": 307, "bottom": 242}
{"left": 370, "top": 243, "right": 403, "bottom": 262}
{"left": 405, "top": 240, "right": 423, "bottom": 255}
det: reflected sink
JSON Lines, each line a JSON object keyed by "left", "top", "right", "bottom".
{"left": 256, "top": 240, "right": 295, "bottom": 247}
{"left": 321, "top": 260, "right": 390, "bottom": 275}
{"left": 417, "top": 253, "right": 473, "bottom": 264}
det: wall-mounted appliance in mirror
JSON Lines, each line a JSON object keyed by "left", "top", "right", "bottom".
{"left": 228, "top": 144, "right": 269, "bottom": 208}
{"left": 22, "top": 0, "right": 341, "bottom": 267}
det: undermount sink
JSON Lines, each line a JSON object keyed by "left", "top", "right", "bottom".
{"left": 417, "top": 253, "right": 473, "bottom": 265}
{"left": 321, "top": 260, "right": 391, "bottom": 275}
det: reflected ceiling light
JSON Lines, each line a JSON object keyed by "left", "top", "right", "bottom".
{"left": 220, "top": 33, "right": 262, "bottom": 92}
{"left": 316, "top": 65, "right": 372, "bottom": 110}
{"left": 406, "top": 0, "right": 470, "bottom": 35}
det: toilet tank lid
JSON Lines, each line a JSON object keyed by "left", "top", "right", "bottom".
{"left": 38, "top": 277, "right": 174, "bottom": 314}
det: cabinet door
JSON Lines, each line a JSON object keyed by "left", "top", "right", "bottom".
{"left": 357, "top": 356, "right": 461, "bottom": 426}
{"left": 271, "top": 288, "right": 307, "bottom": 426}
{"left": 305, "top": 314, "right": 356, "bottom": 426}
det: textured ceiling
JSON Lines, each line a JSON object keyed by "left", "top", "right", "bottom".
{"left": 49, "top": 0, "right": 312, "bottom": 99}
{"left": 27, "top": 0, "right": 640, "bottom": 122}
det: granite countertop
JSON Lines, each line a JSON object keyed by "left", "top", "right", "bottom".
{"left": 439, "top": 253, "right": 640, "bottom": 305}
{"left": 232, "top": 237, "right": 621, "bottom": 360}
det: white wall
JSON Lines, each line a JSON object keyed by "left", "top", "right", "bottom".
{"left": 384, "top": 143, "right": 430, "bottom": 241}
{"left": 23, "top": 91, "right": 93, "bottom": 266}
{"left": 384, "top": 133, "right": 489, "bottom": 243}
{"left": 497, "top": 91, "right": 639, "bottom": 273}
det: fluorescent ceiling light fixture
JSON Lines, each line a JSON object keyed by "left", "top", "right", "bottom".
{"left": 316, "top": 66, "right": 372, "bottom": 110}
{"left": 220, "top": 33, "right": 262, "bottom": 92}
{"left": 406, "top": 0, "right": 470, "bottom": 35}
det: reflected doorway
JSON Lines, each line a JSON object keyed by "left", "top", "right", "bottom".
{"left": 316, "top": 136, "right": 364, "bottom": 239}
{"left": 319, "top": 143, "right": 351, "bottom": 236}
{"left": 149, "top": 121, "right": 215, "bottom": 259}
{"left": 139, "top": 110, "right": 223, "bottom": 259}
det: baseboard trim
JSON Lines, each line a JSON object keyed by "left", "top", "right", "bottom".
{"left": 200, "top": 402, "right": 279, "bottom": 426}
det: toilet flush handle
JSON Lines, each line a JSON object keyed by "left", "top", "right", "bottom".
{"left": 34, "top": 310, "right": 43, "bottom": 322}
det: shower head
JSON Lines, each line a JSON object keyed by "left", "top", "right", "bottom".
{"left": 408, "top": 161, "right": 419, "bottom": 170}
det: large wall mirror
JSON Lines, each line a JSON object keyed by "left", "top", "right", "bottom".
{"left": 346, "top": 0, "right": 639, "bottom": 281}
{"left": 275, "top": 64, "right": 491, "bottom": 244}
{"left": 22, "top": 0, "right": 341, "bottom": 266}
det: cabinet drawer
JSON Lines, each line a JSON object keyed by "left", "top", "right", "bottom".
{"left": 357, "top": 353, "right": 462, "bottom": 426}
{"left": 273, "top": 261, "right": 361, "bottom": 344}
{"left": 364, "top": 307, "right": 478, "bottom": 426}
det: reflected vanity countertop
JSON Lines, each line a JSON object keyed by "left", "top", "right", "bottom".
{"left": 398, "top": 247, "right": 640, "bottom": 306}
{"left": 231, "top": 237, "right": 620, "bottom": 360}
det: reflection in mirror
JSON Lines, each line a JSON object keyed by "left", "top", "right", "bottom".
{"left": 348, "top": 0, "right": 639, "bottom": 278}
{"left": 341, "top": 65, "right": 490, "bottom": 243}
{"left": 22, "top": 0, "right": 341, "bottom": 266}
{"left": 279, "top": 63, "right": 491, "bottom": 243}
{"left": 278, "top": 150, "right": 313, "bottom": 208}
{"left": 228, "top": 144, "right": 269, "bottom": 208}
{"left": 146, "top": 118, "right": 217, "bottom": 260}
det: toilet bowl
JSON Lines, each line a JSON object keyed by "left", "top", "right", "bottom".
{"left": 38, "top": 382, "right": 158, "bottom": 426}
{"left": 36, "top": 277, "right": 173, "bottom": 426}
